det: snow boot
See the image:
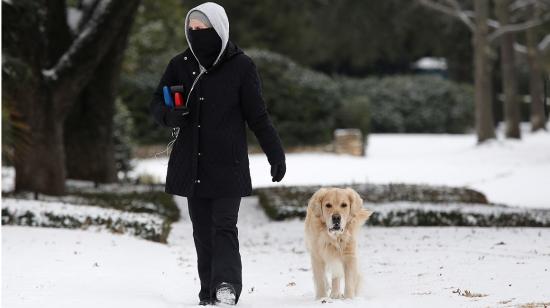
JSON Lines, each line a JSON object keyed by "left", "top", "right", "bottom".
{"left": 198, "top": 298, "right": 212, "bottom": 306}
{"left": 215, "top": 282, "right": 236, "bottom": 305}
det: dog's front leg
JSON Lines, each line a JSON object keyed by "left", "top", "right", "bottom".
{"left": 343, "top": 255, "right": 358, "bottom": 299}
{"left": 311, "top": 255, "right": 327, "bottom": 299}
{"left": 330, "top": 277, "right": 343, "bottom": 299}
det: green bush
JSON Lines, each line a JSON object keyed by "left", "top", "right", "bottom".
{"left": 253, "top": 184, "right": 550, "bottom": 227}
{"left": 337, "top": 75, "right": 474, "bottom": 133}
{"left": 248, "top": 49, "right": 341, "bottom": 146}
{"left": 2, "top": 198, "right": 171, "bottom": 243}
{"left": 334, "top": 94, "right": 370, "bottom": 137}
{"left": 113, "top": 99, "right": 135, "bottom": 177}
{"left": 2, "top": 185, "right": 179, "bottom": 242}
{"left": 254, "top": 183, "right": 488, "bottom": 221}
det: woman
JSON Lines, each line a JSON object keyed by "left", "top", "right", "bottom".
{"left": 149, "top": 2, "right": 286, "bottom": 306}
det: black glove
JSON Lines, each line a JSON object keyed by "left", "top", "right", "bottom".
{"left": 163, "top": 107, "right": 189, "bottom": 128}
{"left": 270, "top": 161, "right": 286, "bottom": 182}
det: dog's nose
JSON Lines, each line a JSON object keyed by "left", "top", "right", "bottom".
{"left": 332, "top": 214, "right": 341, "bottom": 224}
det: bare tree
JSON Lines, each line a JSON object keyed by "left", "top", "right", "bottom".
{"left": 418, "top": 0, "right": 550, "bottom": 142}
{"left": 526, "top": 3, "right": 548, "bottom": 131}
{"left": 64, "top": 0, "right": 137, "bottom": 183}
{"left": 3, "top": 0, "right": 141, "bottom": 195}
{"left": 496, "top": 0, "right": 521, "bottom": 138}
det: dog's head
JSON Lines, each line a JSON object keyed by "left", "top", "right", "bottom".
{"left": 308, "top": 187, "right": 372, "bottom": 236}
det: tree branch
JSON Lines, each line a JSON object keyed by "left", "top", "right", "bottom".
{"left": 418, "top": 0, "right": 475, "bottom": 31}
{"left": 42, "top": 0, "right": 140, "bottom": 100}
{"left": 45, "top": 0, "right": 73, "bottom": 68}
{"left": 539, "top": 34, "right": 550, "bottom": 51}
{"left": 443, "top": 0, "right": 476, "bottom": 30}
{"left": 488, "top": 11, "right": 550, "bottom": 42}
{"left": 509, "top": 0, "right": 538, "bottom": 12}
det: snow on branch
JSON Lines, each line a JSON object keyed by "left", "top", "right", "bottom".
{"left": 510, "top": 0, "right": 539, "bottom": 11}
{"left": 419, "top": 0, "right": 550, "bottom": 44}
{"left": 539, "top": 34, "right": 550, "bottom": 50}
{"left": 42, "top": 0, "right": 114, "bottom": 82}
{"left": 514, "top": 42, "right": 528, "bottom": 53}
{"left": 489, "top": 10, "right": 550, "bottom": 42}
{"left": 418, "top": 0, "right": 475, "bottom": 31}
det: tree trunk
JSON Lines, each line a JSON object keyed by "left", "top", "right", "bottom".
{"left": 64, "top": 6, "right": 137, "bottom": 183}
{"left": 14, "top": 93, "right": 67, "bottom": 195}
{"left": 496, "top": 0, "right": 521, "bottom": 139}
{"left": 4, "top": 0, "right": 141, "bottom": 195}
{"left": 473, "top": 0, "right": 496, "bottom": 143}
{"left": 526, "top": 16, "right": 547, "bottom": 131}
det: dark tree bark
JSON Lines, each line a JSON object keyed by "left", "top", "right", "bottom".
{"left": 64, "top": 3, "right": 137, "bottom": 183}
{"left": 526, "top": 5, "right": 547, "bottom": 131}
{"left": 418, "top": 0, "right": 550, "bottom": 142}
{"left": 473, "top": 0, "right": 496, "bottom": 143}
{"left": 496, "top": 0, "right": 521, "bottom": 139}
{"left": 3, "top": 0, "right": 140, "bottom": 195}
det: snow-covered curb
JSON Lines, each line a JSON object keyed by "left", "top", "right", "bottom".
{"left": 1, "top": 198, "right": 170, "bottom": 242}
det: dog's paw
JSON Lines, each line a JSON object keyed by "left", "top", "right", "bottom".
{"left": 329, "top": 292, "right": 344, "bottom": 299}
{"left": 319, "top": 297, "right": 333, "bottom": 304}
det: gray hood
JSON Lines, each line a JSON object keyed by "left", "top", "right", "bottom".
{"left": 185, "top": 2, "right": 229, "bottom": 70}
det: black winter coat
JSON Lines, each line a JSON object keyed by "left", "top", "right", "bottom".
{"left": 150, "top": 42, "right": 285, "bottom": 198}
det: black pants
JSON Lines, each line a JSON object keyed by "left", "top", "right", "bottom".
{"left": 187, "top": 196, "right": 242, "bottom": 303}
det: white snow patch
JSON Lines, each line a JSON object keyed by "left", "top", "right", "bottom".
{"left": 3, "top": 196, "right": 550, "bottom": 307}
{"left": 1, "top": 198, "right": 165, "bottom": 239}
{"left": 131, "top": 130, "right": 550, "bottom": 208}
{"left": 66, "top": 7, "right": 83, "bottom": 33}
{"left": 413, "top": 57, "right": 448, "bottom": 70}
{"left": 2, "top": 198, "right": 163, "bottom": 226}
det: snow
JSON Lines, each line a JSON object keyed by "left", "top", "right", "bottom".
{"left": 1, "top": 198, "right": 166, "bottom": 241}
{"left": 2, "top": 166, "right": 15, "bottom": 192}
{"left": 3, "top": 129, "right": 550, "bottom": 306}
{"left": 131, "top": 130, "right": 550, "bottom": 208}
{"left": 66, "top": 7, "right": 83, "bottom": 33}
{"left": 413, "top": 57, "right": 448, "bottom": 70}
{"left": 2, "top": 198, "right": 164, "bottom": 228}
{"left": 3, "top": 196, "right": 550, "bottom": 307}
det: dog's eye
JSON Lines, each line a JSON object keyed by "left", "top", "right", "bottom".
{"left": 325, "top": 203, "right": 332, "bottom": 208}
{"left": 341, "top": 203, "right": 348, "bottom": 208}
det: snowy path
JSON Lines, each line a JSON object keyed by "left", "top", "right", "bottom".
{"left": 169, "top": 197, "right": 550, "bottom": 307}
{"left": 5, "top": 196, "right": 549, "bottom": 307}
{"left": 129, "top": 131, "right": 550, "bottom": 209}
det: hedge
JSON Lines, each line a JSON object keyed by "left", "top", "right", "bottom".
{"left": 254, "top": 183, "right": 488, "bottom": 220}
{"left": 2, "top": 198, "right": 170, "bottom": 242}
{"left": 337, "top": 75, "right": 474, "bottom": 134}
{"left": 248, "top": 49, "right": 341, "bottom": 146}
{"left": 252, "top": 183, "right": 550, "bottom": 227}
{"left": 2, "top": 183, "right": 179, "bottom": 242}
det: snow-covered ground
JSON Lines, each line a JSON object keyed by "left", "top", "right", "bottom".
{"left": 3, "top": 129, "right": 549, "bottom": 307}
{"left": 130, "top": 130, "right": 550, "bottom": 208}
{"left": 3, "top": 196, "right": 550, "bottom": 308}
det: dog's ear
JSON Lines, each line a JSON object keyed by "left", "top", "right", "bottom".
{"left": 308, "top": 188, "right": 328, "bottom": 218}
{"left": 346, "top": 188, "right": 372, "bottom": 228}
{"left": 345, "top": 187, "right": 364, "bottom": 217}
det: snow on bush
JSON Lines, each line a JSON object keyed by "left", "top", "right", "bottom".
{"left": 255, "top": 183, "right": 488, "bottom": 220}
{"left": 370, "top": 202, "right": 550, "bottom": 227}
{"left": 1, "top": 198, "right": 170, "bottom": 242}
{"left": 254, "top": 183, "right": 550, "bottom": 226}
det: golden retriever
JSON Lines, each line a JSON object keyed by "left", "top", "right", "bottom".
{"left": 304, "top": 187, "right": 372, "bottom": 300}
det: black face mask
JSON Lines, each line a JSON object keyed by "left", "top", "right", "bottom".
{"left": 189, "top": 28, "right": 222, "bottom": 69}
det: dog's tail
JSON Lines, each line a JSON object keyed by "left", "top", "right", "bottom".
{"left": 358, "top": 209, "right": 373, "bottom": 224}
